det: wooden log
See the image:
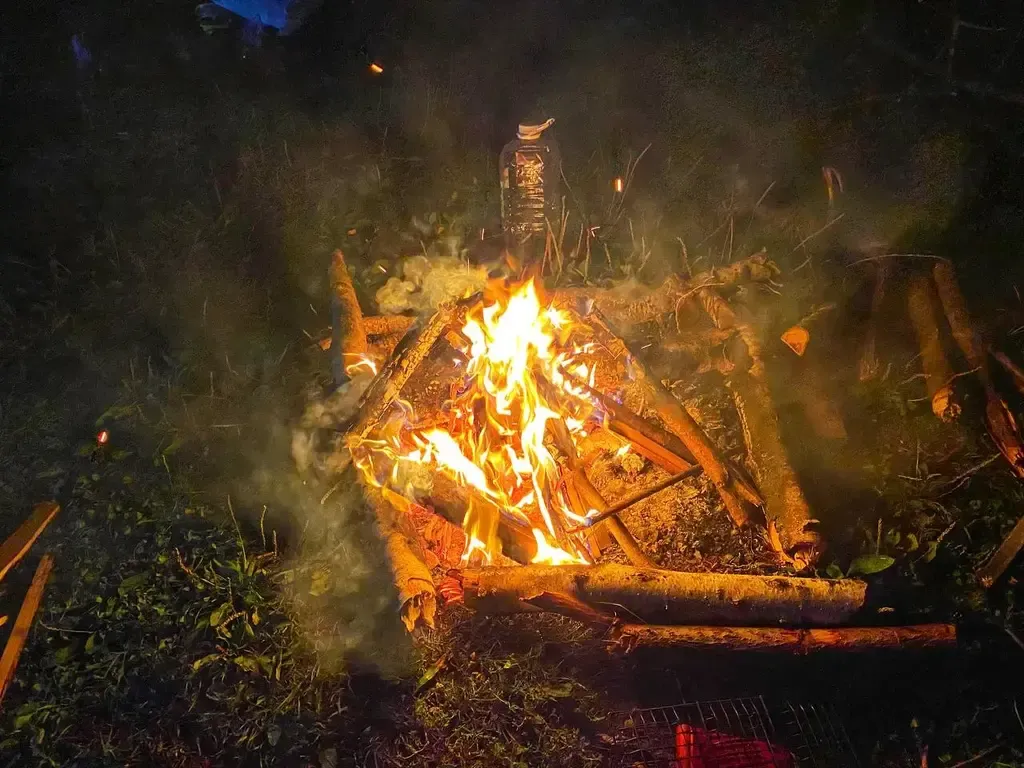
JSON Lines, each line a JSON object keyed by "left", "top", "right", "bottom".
{"left": 698, "top": 288, "right": 823, "bottom": 570}
{"left": 583, "top": 309, "right": 758, "bottom": 529}
{"left": 329, "top": 250, "right": 368, "bottom": 386}
{"left": 932, "top": 261, "right": 1024, "bottom": 477}
{"left": 0, "top": 502, "right": 59, "bottom": 583}
{"left": 364, "top": 485, "right": 437, "bottom": 632}
{"left": 976, "top": 513, "right": 1024, "bottom": 588}
{"left": 459, "top": 564, "right": 867, "bottom": 626}
{"left": 350, "top": 294, "right": 477, "bottom": 441}
{"left": 612, "top": 623, "right": 957, "bottom": 652}
{"left": 364, "top": 315, "right": 415, "bottom": 337}
{"left": 906, "top": 273, "right": 960, "bottom": 422}
{"left": 858, "top": 260, "right": 890, "bottom": 382}
{"left": 0, "top": 554, "right": 54, "bottom": 704}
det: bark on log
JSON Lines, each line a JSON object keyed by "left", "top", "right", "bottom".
{"left": 697, "top": 288, "right": 823, "bottom": 569}
{"left": 584, "top": 309, "right": 759, "bottom": 529}
{"left": 932, "top": 261, "right": 1024, "bottom": 477}
{"left": 906, "top": 273, "right": 960, "bottom": 422}
{"left": 459, "top": 564, "right": 866, "bottom": 626}
{"left": 364, "top": 315, "right": 415, "bottom": 337}
{"left": 364, "top": 486, "right": 437, "bottom": 632}
{"left": 329, "top": 250, "right": 368, "bottom": 386}
{"left": 612, "top": 623, "right": 957, "bottom": 652}
{"left": 858, "top": 261, "right": 890, "bottom": 382}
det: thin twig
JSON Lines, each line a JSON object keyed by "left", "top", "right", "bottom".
{"left": 848, "top": 253, "right": 950, "bottom": 267}
{"left": 226, "top": 495, "right": 248, "bottom": 571}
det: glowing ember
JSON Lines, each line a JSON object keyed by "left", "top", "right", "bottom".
{"left": 369, "top": 62, "right": 384, "bottom": 75}
{"left": 344, "top": 353, "right": 379, "bottom": 377}
{"left": 613, "top": 177, "right": 624, "bottom": 193}
{"left": 351, "top": 279, "right": 603, "bottom": 565}
{"left": 96, "top": 429, "right": 110, "bottom": 445}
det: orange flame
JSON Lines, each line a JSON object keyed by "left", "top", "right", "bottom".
{"left": 351, "top": 279, "right": 602, "bottom": 565}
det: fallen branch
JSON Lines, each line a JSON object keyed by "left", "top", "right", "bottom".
{"left": 0, "top": 502, "right": 59, "bottom": 583}
{"left": 698, "top": 288, "right": 823, "bottom": 569}
{"left": 459, "top": 563, "right": 866, "bottom": 626}
{"left": 364, "top": 485, "right": 437, "bottom": 632}
{"left": 0, "top": 554, "right": 54, "bottom": 704}
{"left": 612, "top": 622, "right": 957, "bottom": 652}
{"left": 932, "top": 261, "right": 1024, "bottom": 476}
{"left": 779, "top": 303, "right": 836, "bottom": 357}
{"left": 906, "top": 273, "right": 960, "bottom": 422}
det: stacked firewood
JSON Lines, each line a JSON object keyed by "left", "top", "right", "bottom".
{"left": 320, "top": 249, "right": 958, "bottom": 652}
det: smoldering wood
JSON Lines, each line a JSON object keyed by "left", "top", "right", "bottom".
{"left": 459, "top": 563, "right": 867, "bottom": 626}
{"left": 329, "top": 250, "right": 368, "bottom": 387}
{"left": 697, "top": 287, "right": 823, "bottom": 570}
{"left": 612, "top": 622, "right": 958, "bottom": 653}
{"left": 364, "top": 315, "right": 415, "bottom": 337}
{"left": 906, "top": 273, "right": 960, "bottom": 422}
{"left": 364, "top": 485, "right": 437, "bottom": 632}
{"left": 932, "top": 261, "right": 1024, "bottom": 477}
{"left": 583, "top": 309, "right": 759, "bottom": 529}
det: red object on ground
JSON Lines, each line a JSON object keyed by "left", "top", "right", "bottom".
{"left": 673, "top": 723, "right": 794, "bottom": 768}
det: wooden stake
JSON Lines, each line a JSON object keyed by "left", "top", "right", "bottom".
{"left": 858, "top": 260, "right": 890, "bottom": 382}
{"left": 0, "top": 502, "right": 59, "bottom": 583}
{"left": 0, "top": 554, "right": 54, "bottom": 704}
{"left": 977, "top": 514, "right": 1024, "bottom": 588}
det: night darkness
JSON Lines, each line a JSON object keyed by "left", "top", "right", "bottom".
{"left": 3, "top": 0, "right": 1024, "bottom": 765}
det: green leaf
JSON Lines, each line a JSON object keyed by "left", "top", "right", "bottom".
{"left": 416, "top": 655, "right": 447, "bottom": 694}
{"left": 192, "top": 653, "right": 221, "bottom": 671}
{"left": 825, "top": 563, "right": 844, "bottom": 579}
{"left": 904, "top": 533, "right": 920, "bottom": 553}
{"left": 118, "top": 573, "right": 148, "bottom": 593}
{"left": 233, "top": 655, "right": 261, "bottom": 674}
{"left": 54, "top": 646, "right": 74, "bottom": 665}
{"left": 85, "top": 634, "right": 97, "bottom": 654}
{"left": 209, "top": 603, "right": 231, "bottom": 628}
{"left": 266, "top": 724, "right": 282, "bottom": 746}
{"left": 848, "top": 554, "right": 896, "bottom": 576}
{"left": 923, "top": 541, "right": 940, "bottom": 563}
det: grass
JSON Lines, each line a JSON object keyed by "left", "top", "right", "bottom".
{"left": 3, "top": 2, "right": 1024, "bottom": 765}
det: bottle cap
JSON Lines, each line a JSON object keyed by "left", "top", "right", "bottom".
{"left": 517, "top": 118, "right": 555, "bottom": 140}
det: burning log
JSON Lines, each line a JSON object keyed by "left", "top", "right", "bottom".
{"left": 696, "top": 288, "right": 823, "bottom": 569}
{"left": 364, "top": 314, "right": 414, "bottom": 337}
{"left": 458, "top": 564, "right": 866, "bottom": 626}
{"left": 329, "top": 250, "right": 368, "bottom": 385}
{"left": 858, "top": 260, "right": 890, "bottom": 382}
{"left": 906, "top": 273, "right": 960, "bottom": 422}
{"left": 584, "top": 309, "right": 759, "bottom": 530}
{"left": 364, "top": 485, "right": 437, "bottom": 631}
{"left": 932, "top": 261, "right": 1024, "bottom": 476}
{"left": 612, "top": 623, "right": 957, "bottom": 652}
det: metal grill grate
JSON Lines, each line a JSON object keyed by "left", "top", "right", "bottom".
{"left": 614, "top": 697, "right": 862, "bottom": 767}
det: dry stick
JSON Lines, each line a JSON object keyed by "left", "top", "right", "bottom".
{"left": 365, "top": 485, "right": 437, "bottom": 632}
{"left": 978, "top": 513, "right": 1024, "bottom": 588}
{"left": 696, "top": 287, "right": 824, "bottom": 569}
{"left": 612, "top": 622, "right": 957, "bottom": 653}
{"left": 567, "top": 465, "right": 703, "bottom": 532}
{"left": 584, "top": 309, "right": 759, "bottom": 530}
{"left": 547, "top": 414, "right": 656, "bottom": 569}
{"left": 932, "top": 261, "right": 1024, "bottom": 477}
{"left": 329, "top": 250, "right": 368, "bottom": 386}
{"left": 906, "top": 273, "right": 961, "bottom": 422}
{"left": 459, "top": 563, "right": 866, "bottom": 626}
{"left": 859, "top": 260, "right": 890, "bottom": 382}
{"left": 990, "top": 347, "right": 1024, "bottom": 396}
{"left": 0, "top": 554, "right": 54, "bottom": 704}
{"left": 0, "top": 502, "right": 59, "bottom": 583}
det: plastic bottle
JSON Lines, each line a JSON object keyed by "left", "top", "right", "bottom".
{"left": 499, "top": 118, "right": 561, "bottom": 267}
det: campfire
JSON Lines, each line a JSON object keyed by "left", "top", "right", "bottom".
{"left": 319, "top": 249, "right": 958, "bottom": 651}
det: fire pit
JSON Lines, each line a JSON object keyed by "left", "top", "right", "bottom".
{"left": 319, "top": 249, "right": 956, "bottom": 651}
